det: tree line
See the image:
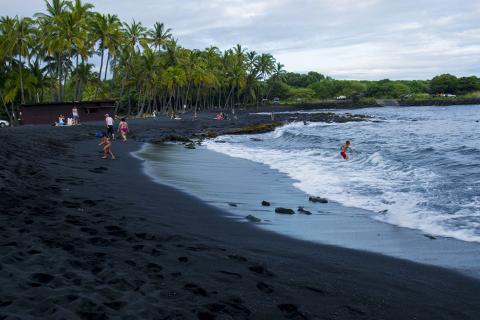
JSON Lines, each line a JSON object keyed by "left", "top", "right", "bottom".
{"left": 0, "top": 0, "right": 287, "bottom": 122}
{"left": 271, "top": 73, "right": 480, "bottom": 103}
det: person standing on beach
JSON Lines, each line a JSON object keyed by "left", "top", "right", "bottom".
{"left": 72, "top": 106, "right": 79, "bottom": 125}
{"left": 99, "top": 133, "right": 115, "bottom": 159}
{"left": 340, "top": 141, "right": 352, "bottom": 160}
{"left": 105, "top": 114, "right": 115, "bottom": 140}
{"left": 118, "top": 118, "right": 129, "bottom": 142}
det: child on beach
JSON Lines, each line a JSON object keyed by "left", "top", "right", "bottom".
{"left": 99, "top": 133, "right": 115, "bottom": 159}
{"left": 118, "top": 118, "right": 129, "bottom": 142}
{"left": 340, "top": 141, "right": 352, "bottom": 160}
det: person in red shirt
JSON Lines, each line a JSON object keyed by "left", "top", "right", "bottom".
{"left": 340, "top": 141, "right": 352, "bottom": 160}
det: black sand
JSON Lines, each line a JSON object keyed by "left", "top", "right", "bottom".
{"left": 1, "top": 114, "right": 479, "bottom": 319}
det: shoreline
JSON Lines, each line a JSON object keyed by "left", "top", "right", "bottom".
{"left": 1, "top": 116, "right": 480, "bottom": 319}
{"left": 136, "top": 142, "right": 480, "bottom": 278}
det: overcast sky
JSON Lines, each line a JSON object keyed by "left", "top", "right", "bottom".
{"left": 2, "top": 0, "right": 480, "bottom": 80}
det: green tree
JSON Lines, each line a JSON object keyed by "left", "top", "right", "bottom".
{"left": 430, "top": 74, "right": 458, "bottom": 94}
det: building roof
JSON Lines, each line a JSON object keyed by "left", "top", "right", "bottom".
{"left": 21, "top": 100, "right": 116, "bottom": 108}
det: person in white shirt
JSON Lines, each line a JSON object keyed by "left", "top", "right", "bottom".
{"left": 105, "top": 114, "right": 115, "bottom": 140}
{"left": 72, "top": 107, "right": 79, "bottom": 125}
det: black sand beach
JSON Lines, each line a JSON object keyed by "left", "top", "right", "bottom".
{"left": 1, "top": 114, "right": 480, "bottom": 320}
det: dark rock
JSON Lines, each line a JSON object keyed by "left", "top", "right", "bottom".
{"left": 275, "top": 208, "right": 295, "bottom": 215}
{"left": 261, "top": 201, "right": 271, "bottom": 207}
{"left": 297, "top": 207, "right": 312, "bottom": 215}
{"left": 246, "top": 215, "right": 261, "bottom": 223}
{"left": 309, "top": 196, "right": 328, "bottom": 204}
{"left": 228, "top": 203, "right": 238, "bottom": 207}
{"left": 424, "top": 234, "right": 437, "bottom": 240}
{"left": 206, "top": 131, "right": 218, "bottom": 138}
{"left": 378, "top": 209, "right": 388, "bottom": 215}
{"left": 160, "top": 135, "right": 192, "bottom": 143}
{"left": 185, "top": 143, "right": 196, "bottom": 149}
{"left": 230, "top": 122, "right": 284, "bottom": 135}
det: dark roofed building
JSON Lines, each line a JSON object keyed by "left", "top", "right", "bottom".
{"left": 19, "top": 100, "right": 116, "bottom": 125}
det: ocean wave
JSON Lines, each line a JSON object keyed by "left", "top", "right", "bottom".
{"left": 204, "top": 115, "right": 480, "bottom": 243}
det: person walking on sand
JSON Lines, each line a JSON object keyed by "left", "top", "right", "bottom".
{"left": 340, "top": 141, "right": 352, "bottom": 160}
{"left": 105, "top": 114, "right": 115, "bottom": 140}
{"left": 118, "top": 118, "right": 129, "bottom": 142}
{"left": 99, "top": 133, "right": 115, "bottom": 159}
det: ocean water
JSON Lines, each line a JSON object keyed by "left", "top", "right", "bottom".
{"left": 204, "top": 105, "right": 480, "bottom": 243}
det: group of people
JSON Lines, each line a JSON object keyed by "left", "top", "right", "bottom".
{"left": 98, "top": 111, "right": 353, "bottom": 161}
{"left": 215, "top": 112, "right": 226, "bottom": 120}
{"left": 99, "top": 114, "right": 129, "bottom": 160}
{"left": 56, "top": 107, "right": 80, "bottom": 126}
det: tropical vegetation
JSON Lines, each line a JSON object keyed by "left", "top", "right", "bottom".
{"left": 1, "top": 0, "right": 480, "bottom": 123}
{"left": 0, "top": 0, "right": 286, "bottom": 122}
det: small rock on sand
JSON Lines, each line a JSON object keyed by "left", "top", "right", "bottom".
{"left": 309, "top": 196, "right": 328, "bottom": 204}
{"left": 246, "top": 215, "right": 261, "bottom": 223}
{"left": 298, "top": 207, "right": 312, "bottom": 215}
{"left": 275, "top": 208, "right": 295, "bottom": 215}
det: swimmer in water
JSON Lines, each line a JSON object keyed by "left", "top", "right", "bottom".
{"left": 340, "top": 141, "right": 352, "bottom": 160}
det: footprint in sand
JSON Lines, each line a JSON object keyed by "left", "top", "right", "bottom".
{"left": 218, "top": 270, "right": 242, "bottom": 279}
{"left": 278, "top": 304, "right": 307, "bottom": 319}
{"left": 227, "top": 254, "right": 248, "bottom": 262}
{"left": 256, "top": 281, "right": 274, "bottom": 293}
{"left": 178, "top": 256, "right": 189, "bottom": 263}
{"left": 184, "top": 283, "right": 208, "bottom": 297}
{"left": 248, "top": 264, "right": 274, "bottom": 277}
{"left": 89, "top": 167, "right": 108, "bottom": 174}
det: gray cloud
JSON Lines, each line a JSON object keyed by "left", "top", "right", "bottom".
{"left": 1, "top": 0, "right": 479, "bottom": 79}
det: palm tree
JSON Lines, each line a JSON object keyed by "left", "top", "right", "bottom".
{"left": 3, "top": 17, "right": 35, "bottom": 104}
{"left": 0, "top": 0, "right": 293, "bottom": 114}
{"left": 68, "top": 0, "right": 93, "bottom": 100}
{"left": 68, "top": 0, "right": 94, "bottom": 19}
{"left": 102, "top": 14, "right": 122, "bottom": 83}
{"left": 147, "top": 22, "right": 172, "bottom": 52}
{"left": 36, "top": 0, "right": 68, "bottom": 19}
{"left": 257, "top": 53, "right": 275, "bottom": 103}
{"left": 35, "top": 0, "right": 69, "bottom": 101}
{"left": 119, "top": 20, "right": 146, "bottom": 103}
{"left": 272, "top": 62, "right": 286, "bottom": 82}
{"left": 91, "top": 13, "right": 109, "bottom": 98}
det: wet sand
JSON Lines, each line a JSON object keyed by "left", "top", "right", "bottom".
{"left": 136, "top": 143, "right": 480, "bottom": 278}
{"left": 1, "top": 114, "right": 480, "bottom": 319}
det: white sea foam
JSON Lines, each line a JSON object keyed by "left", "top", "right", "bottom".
{"left": 204, "top": 122, "right": 480, "bottom": 243}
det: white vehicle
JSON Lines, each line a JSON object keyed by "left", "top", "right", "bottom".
{"left": 0, "top": 119, "right": 9, "bottom": 127}
{"left": 336, "top": 95, "right": 347, "bottom": 100}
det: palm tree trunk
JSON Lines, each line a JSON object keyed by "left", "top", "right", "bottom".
{"left": 224, "top": 86, "right": 234, "bottom": 109}
{"left": 74, "top": 55, "right": 81, "bottom": 101}
{"left": 127, "top": 93, "right": 132, "bottom": 116}
{"left": 103, "top": 51, "right": 111, "bottom": 82}
{"left": 0, "top": 89, "right": 14, "bottom": 123}
{"left": 137, "top": 88, "right": 147, "bottom": 117}
{"left": 95, "top": 46, "right": 105, "bottom": 99}
{"left": 18, "top": 56, "right": 26, "bottom": 104}
{"left": 49, "top": 65, "right": 55, "bottom": 101}
{"left": 56, "top": 53, "right": 62, "bottom": 101}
